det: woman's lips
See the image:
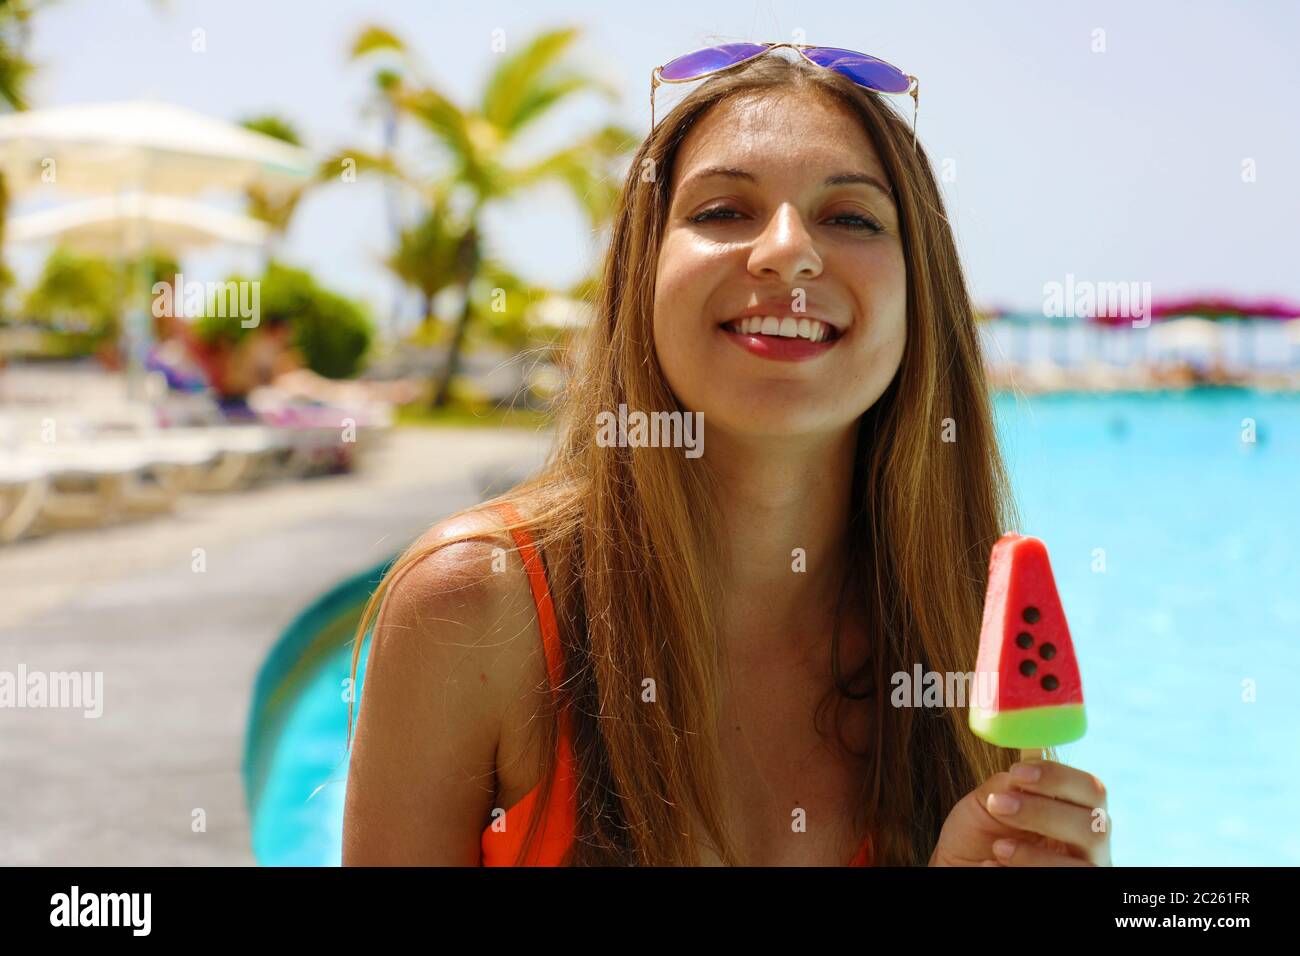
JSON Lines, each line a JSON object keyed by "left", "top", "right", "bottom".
{"left": 718, "top": 323, "right": 842, "bottom": 362}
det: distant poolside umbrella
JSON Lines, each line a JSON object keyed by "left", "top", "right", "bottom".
{"left": 1150, "top": 316, "right": 1225, "bottom": 368}
{"left": 7, "top": 191, "right": 269, "bottom": 254}
{"left": 1149, "top": 316, "right": 1220, "bottom": 345}
{"left": 0, "top": 99, "right": 312, "bottom": 198}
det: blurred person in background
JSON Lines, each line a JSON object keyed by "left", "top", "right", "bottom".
{"left": 149, "top": 307, "right": 422, "bottom": 419}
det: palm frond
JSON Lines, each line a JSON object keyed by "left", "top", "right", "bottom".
{"left": 314, "top": 148, "right": 416, "bottom": 189}
{"left": 395, "top": 87, "right": 474, "bottom": 161}
{"left": 480, "top": 26, "right": 581, "bottom": 132}
{"left": 507, "top": 122, "right": 639, "bottom": 225}
{"left": 505, "top": 68, "right": 620, "bottom": 134}
{"left": 349, "top": 24, "right": 407, "bottom": 59}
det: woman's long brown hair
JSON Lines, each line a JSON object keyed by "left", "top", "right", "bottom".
{"left": 346, "top": 53, "right": 1041, "bottom": 866}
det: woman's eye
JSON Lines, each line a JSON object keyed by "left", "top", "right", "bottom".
{"left": 688, "top": 206, "right": 882, "bottom": 232}
{"left": 828, "top": 213, "right": 884, "bottom": 233}
{"left": 688, "top": 206, "right": 743, "bottom": 223}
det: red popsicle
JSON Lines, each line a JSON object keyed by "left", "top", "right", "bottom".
{"left": 969, "top": 533, "right": 1086, "bottom": 748}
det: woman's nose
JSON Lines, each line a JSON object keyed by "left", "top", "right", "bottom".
{"left": 747, "top": 204, "right": 822, "bottom": 283}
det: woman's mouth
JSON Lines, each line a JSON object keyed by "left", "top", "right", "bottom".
{"left": 718, "top": 315, "right": 843, "bottom": 362}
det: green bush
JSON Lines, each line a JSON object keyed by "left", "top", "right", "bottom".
{"left": 16, "top": 247, "right": 184, "bottom": 356}
{"left": 21, "top": 246, "right": 122, "bottom": 341}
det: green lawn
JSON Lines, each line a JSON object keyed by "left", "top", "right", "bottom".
{"left": 393, "top": 401, "right": 555, "bottom": 430}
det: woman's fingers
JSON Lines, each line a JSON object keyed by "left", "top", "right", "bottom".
{"left": 991, "top": 837, "right": 1095, "bottom": 867}
{"left": 985, "top": 789, "right": 1109, "bottom": 863}
{"left": 1006, "top": 757, "right": 1108, "bottom": 814}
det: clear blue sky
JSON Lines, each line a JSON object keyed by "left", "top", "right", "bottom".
{"left": 16, "top": 0, "right": 1300, "bottom": 327}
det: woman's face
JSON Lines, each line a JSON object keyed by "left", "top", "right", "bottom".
{"left": 653, "top": 88, "right": 907, "bottom": 440}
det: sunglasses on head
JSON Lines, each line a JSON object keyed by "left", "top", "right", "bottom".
{"left": 651, "top": 42, "right": 920, "bottom": 147}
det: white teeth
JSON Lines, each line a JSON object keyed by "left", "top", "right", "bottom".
{"left": 728, "top": 315, "right": 836, "bottom": 342}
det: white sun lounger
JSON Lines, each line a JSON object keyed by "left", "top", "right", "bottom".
{"left": 0, "top": 455, "right": 50, "bottom": 544}
{"left": 164, "top": 424, "right": 295, "bottom": 489}
{"left": 18, "top": 439, "right": 181, "bottom": 527}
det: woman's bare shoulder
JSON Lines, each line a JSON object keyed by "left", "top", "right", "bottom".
{"left": 395, "top": 506, "right": 528, "bottom": 605}
{"left": 376, "top": 504, "right": 547, "bottom": 703}
{"left": 341, "top": 503, "right": 546, "bottom": 865}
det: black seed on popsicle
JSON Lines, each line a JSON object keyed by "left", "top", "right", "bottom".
{"left": 1019, "top": 659, "right": 1037, "bottom": 677}
{"left": 1039, "top": 643, "right": 1056, "bottom": 660}
{"left": 1016, "top": 632, "right": 1033, "bottom": 649}
{"left": 1041, "top": 675, "right": 1059, "bottom": 691}
{"left": 1022, "top": 606, "right": 1040, "bottom": 624}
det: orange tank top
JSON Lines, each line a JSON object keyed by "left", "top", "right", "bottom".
{"left": 478, "top": 501, "right": 874, "bottom": 867}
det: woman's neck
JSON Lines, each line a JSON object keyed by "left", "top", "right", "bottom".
{"left": 704, "top": 423, "right": 860, "bottom": 666}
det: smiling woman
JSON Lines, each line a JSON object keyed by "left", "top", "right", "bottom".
{"left": 654, "top": 89, "right": 907, "bottom": 436}
{"left": 341, "top": 48, "right": 1111, "bottom": 868}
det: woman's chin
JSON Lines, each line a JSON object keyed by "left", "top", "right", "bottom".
{"left": 694, "top": 402, "right": 850, "bottom": 442}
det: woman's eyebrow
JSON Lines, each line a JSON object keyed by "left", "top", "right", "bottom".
{"left": 677, "top": 165, "right": 894, "bottom": 199}
{"left": 823, "top": 171, "right": 895, "bottom": 199}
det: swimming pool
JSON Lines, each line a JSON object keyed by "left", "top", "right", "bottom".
{"left": 246, "top": 388, "right": 1300, "bottom": 865}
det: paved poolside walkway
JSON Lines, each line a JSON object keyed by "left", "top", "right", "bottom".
{"left": 0, "top": 426, "right": 553, "bottom": 865}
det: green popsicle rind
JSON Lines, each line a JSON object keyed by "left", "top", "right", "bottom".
{"left": 969, "top": 703, "right": 1087, "bottom": 748}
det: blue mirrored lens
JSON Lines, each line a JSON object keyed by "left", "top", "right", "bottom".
{"left": 659, "top": 43, "right": 771, "bottom": 81}
{"left": 800, "top": 47, "right": 911, "bottom": 93}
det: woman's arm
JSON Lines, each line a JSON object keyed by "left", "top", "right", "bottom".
{"left": 342, "top": 517, "right": 532, "bottom": 865}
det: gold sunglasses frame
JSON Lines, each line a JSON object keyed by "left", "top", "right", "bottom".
{"left": 650, "top": 41, "right": 920, "bottom": 148}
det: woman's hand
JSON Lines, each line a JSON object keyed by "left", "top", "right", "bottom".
{"left": 928, "top": 749, "right": 1112, "bottom": 866}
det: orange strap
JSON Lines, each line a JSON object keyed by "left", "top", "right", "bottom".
{"left": 490, "top": 502, "right": 566, "bottom": 709}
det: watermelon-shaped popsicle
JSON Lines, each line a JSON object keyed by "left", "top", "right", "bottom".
{"left": 969, "top": 533, "right": 1086, "bottom": 748}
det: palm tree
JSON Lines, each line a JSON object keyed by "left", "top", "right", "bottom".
{"left": 344, "top": 24, "right": 636, "bottom": 407}
{"left": 383, "top": 192, "right": 463, "bottom": 339}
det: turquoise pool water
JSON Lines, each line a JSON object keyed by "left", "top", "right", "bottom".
{"left": 249, "top": 388, "right": 1300, "bottom": 866}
